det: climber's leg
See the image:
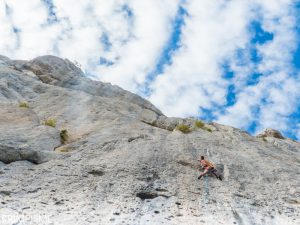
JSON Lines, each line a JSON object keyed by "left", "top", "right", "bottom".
{"left": 198, "top": 168, "right": 209, "bottom": 179}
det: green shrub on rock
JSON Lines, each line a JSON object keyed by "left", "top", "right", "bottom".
{"left": 203, "top": 127, "right": 212, "bottom": 132}
{"left": 194, "top": 120, "right": 204, "bottom": 128}
{"left": 60, "top": 129, "right": 69, "bottom": 144}
{"left": 19, "top": 102, "right": 29, "bottom": 108}
{"left": 194, "top": 120, "right": 213, "bottom": 132}
{"left": 44, "top": 118, "right": 56, "bottom": 128}
{"left": 176, "top": 124, "right": 191, "bottom": 134}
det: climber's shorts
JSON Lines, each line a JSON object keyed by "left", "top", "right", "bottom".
{"left": 204, "top": 167, "right": 214, "bottom": 172}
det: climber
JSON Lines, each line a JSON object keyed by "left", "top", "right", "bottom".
{"left": 197, "top": 156, "right": 222, "bottom": 181}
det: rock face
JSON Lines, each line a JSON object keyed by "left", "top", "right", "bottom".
{"left": 0, "top": 55, "right": 299, "bottom": 225}
{"left": 256, "top": 128, "right": 285, "bottom": 139}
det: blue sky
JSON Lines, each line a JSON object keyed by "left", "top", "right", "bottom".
{"left": 0, "top": 0, "right": 300, "bottom": 140}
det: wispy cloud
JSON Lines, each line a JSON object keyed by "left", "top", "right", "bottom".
{"left": 0, "top": 0, "right": 299, "bottom": 139}
{"left": 149, "top": 0, "right": 254, "bottom": 116}
{"left": 216, "top": 1, "right": 300, "bottom": 138}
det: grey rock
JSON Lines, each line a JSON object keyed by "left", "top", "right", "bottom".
{"left": 140, "top": 109, "right": 195, "bottom": 131}
{"left": 0, "top": 55, "right": 10, "bottom": 66}
{"left": 25, "top": 55, "right": 162, "bottom": 115}
{"left": 0, "top": 104, "right": 61, "bottom": 164}
{"left": 257, "top": 128, "right": 285, "bottom": 139}
{"left": 0, "top": 55, "right": 299, "bottom": 225}
{"left": 0, "top": 55, "right": 10, "bottom": 62}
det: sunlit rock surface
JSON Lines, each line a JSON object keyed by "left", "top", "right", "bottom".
{"left": 0, "top": 55, "right": 299, "bottom": 225}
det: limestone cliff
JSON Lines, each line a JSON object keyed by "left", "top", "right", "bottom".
{"left": 0, "top": 55, "right": 299, "bottom": 225}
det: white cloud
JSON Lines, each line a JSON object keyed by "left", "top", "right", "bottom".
{"left": 217, "top": 1, "right": 299, "bottom": 134}
{"left": 149, "top": 0, "right": 254, "bottom": 116}
{"left": 94, "top": 0, "right": 180, "bottom": 90}
{"left": 0, "top": 3, "right": 17, "bottom": 52}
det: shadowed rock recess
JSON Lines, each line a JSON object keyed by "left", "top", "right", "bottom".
{"left": 0, "top": 55, "right": 299, "bottom": 225}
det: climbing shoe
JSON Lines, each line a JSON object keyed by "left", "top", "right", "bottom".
{"left": 198, "top": 175, "right": 202, "bottom": 180}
